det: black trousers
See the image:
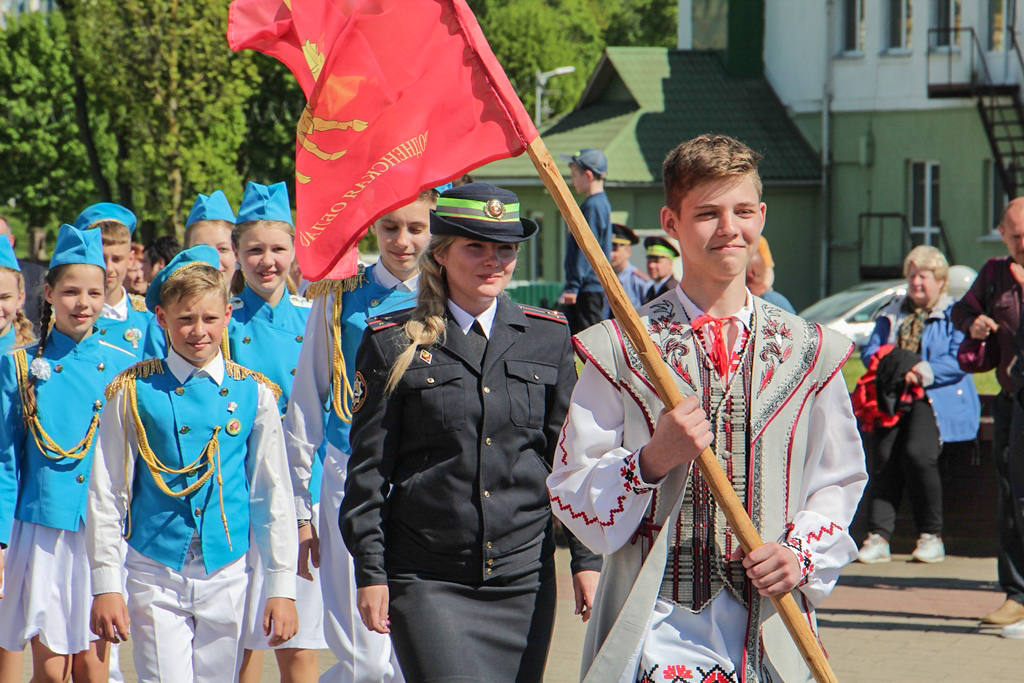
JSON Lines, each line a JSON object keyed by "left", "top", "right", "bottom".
{"left": 1000, "top": 395, "right": 1024, "bottom": 603}
{"left": 867, "top": 399, "right": 943, "bottom": 539}
{"left": 564, "top": 291, "right": 606, "bottom": 335}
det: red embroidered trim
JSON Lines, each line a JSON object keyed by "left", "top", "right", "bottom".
{"left": 621, "top": 451, "right": 655, "bottom": 495}
{"left": 552, "top": 429, "right": 629, "bottom": 526}
{"left": 806, "top": 522, "right": 843, "bottom": 542}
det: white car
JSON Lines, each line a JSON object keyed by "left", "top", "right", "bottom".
{"left": 799, "top": 265, "right": 977, "bottom": 349}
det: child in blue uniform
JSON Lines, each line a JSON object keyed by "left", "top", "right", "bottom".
{"left": 223, "top": 181, "right": 327, "bottom": 683}
{"left": 88, "top": 246, "right": 299, "bottom": 683}
{"left": 75, "top": 203, "right": 154, "bottom": 359}
{"left": 0, "top": 225, "right": 137, "bottom": 682}
{"left": 0, "top": 239, "right": 35, "bottom": 354}
{"left": 285, "top": 187, "right": 442, "bottom": 683}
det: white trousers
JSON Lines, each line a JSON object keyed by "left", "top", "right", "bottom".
{"left": 318, "top": 444, "right": 403, "bottom": 683}
{"left": 125, "top": 540, "right": 248, "bottom": 683}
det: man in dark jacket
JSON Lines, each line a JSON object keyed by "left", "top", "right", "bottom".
{"left": 951, "top": 197, "right": 1024, "bottom": 628}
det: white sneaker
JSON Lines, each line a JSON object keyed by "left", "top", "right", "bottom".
{"left": 911, "top": 533, "right": 945, "bottom": 563}
{"left": 858, "top": 533, "right": 891, "bottom": 564}
{"left": 1002, "top": 620, "right": 1024, "bottom": 639}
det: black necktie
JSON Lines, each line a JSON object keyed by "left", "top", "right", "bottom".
{"left": 467, "top": 319, "right": 488, "bottom": 364}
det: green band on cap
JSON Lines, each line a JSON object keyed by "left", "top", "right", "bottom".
{"left": 646, "top": 245, "right": 676, "bottom": 258}
{"left": 435, "top": 198, "right": 521, "bottom": 223}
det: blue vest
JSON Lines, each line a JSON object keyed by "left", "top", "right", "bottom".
{"left": 124, "top": 360, "right": 259, "bottom": 573}
{"left": 0, "top": 329, "right": 136, "bottom": 544}
{"left": 227, "top": 286, "right": 324, "bottom": 502}
{"left": 326, "top": 265, "right": 417, "bottom": 453}
{"left": 96, "top": 296, "right": 154, "bottom": 361}
{"left": 0, "top": 326, "right": 17, "bottom": 355}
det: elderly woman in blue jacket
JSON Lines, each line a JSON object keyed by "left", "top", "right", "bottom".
{"left": 857, "top": 245, "right": 981, "bottom": 565}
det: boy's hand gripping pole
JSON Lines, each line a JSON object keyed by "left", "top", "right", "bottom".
{"left": 526, "top": 137, "right": 839, "bottom": 683}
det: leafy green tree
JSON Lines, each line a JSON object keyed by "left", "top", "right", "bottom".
{"left": 0, "top": 11, "right": 95, "bottom": 230}
{"left": 604, "top": 0, "right": 678, "bottom": 48}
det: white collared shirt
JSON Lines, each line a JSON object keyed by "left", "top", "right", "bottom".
{"left": 674, "top": 286, "right": 753, "bottom": 380}
{"left": 447, "top": 298, "right": 498, "bottom": 338}
{"left": 372, "top": 263, "right": 419, "bottom": 293}
{"left": 88, "top": 346, "right": 298, "bottom": 600}
{"left": 101, "top": 287, "right": 130, "bottom": 322}
{"left": 164, "top": 347, "right": 226, "bottom": 385}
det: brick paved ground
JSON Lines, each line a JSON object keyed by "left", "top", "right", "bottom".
{"left": 16, "top": 551, "right": 1022, "bottom": 682}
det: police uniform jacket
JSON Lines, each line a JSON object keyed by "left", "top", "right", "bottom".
{"left": 341, "top": 297, "right": 602, "bottom": 588}
{"left": 642, "top": 275, "right": 679, "bottom": 305}
{"left": 0, "top": 328, "right": 136, "bottom": 545}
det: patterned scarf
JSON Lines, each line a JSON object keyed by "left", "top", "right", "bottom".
{"left": 896, "top": 297, "right": 930, "bottom": 353}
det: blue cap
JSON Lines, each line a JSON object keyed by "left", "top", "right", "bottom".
{"left": 0, "top": 239, "right": 20, "bottom": 272}
{"left": 73, "top": 202, "right": 138, "bottom": 235}
{"left": 236, "top": 181, "right": 293, "bottom": 225}
{"left": 50, "top": 224, "right": 107, "bottom": 270}
{"left": 145, "top": 245, "right": 221, "bottom": 312}
{"left": 186, "top": 191, "right": 236, "bottom": 228}
{"left": 560, "top": 148, "right": 608, "bottom": 177}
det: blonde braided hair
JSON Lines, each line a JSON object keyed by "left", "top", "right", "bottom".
{"left": 384, "top": 235, "right": 457, "bottom": 394}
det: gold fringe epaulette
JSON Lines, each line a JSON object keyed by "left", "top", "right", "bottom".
{"left": 128, "top": 294, "right": 149, "bottom": 313}
{"left": 305, "top": 265, "right": 366, "bottom": 300}
{"left": 225, "top": 361, "right": 283, "bottom": 403}
{"left": 105, "top": 358, "right": 165, "bottom": 400}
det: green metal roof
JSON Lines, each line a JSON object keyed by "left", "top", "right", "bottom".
{"left": 475, "top": 48, "right": 820, "bottom": 185}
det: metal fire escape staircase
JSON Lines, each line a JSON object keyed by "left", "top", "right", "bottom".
{"left": 928, "top": 27, "right": 1024, "bottom": 198}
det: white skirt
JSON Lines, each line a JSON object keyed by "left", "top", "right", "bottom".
{"left": 243, "top": 504, "right": 327, "bottom": 651}
{"left": 0, "top": 520, "right": 98, "bottom": 655}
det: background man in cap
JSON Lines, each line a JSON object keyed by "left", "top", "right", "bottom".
{"left": 642, "top": 235, "right": 679, "bottom": 304}
{"left": 559, "top": 148, "right": 612, "bottom": 333}
{"left": 609, "top": 223, "right": 649, "bottom": 310}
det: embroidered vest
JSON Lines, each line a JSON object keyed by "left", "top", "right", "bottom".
{"left": 573, "top": 293, "right": 853, "bottom": 682}
{"left": 122, "top": 361, "right": 259, "bottom": 574}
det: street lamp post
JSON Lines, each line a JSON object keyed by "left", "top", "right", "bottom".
{"left": 535, "top": 65, "right": 576, "bottom": 126}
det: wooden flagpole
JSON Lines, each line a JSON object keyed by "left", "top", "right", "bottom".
{"left": 526, "top": 136, "right": 839, "bottom": 683}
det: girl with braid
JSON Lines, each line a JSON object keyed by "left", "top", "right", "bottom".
{"left": 340, "top": 183, "right": 601, "bottom": 682}
{"left": 0, "top": 238, "right": 35, "bottom": 354}
{"left": 0, "top": 225, "right": 136, "bottom": 683}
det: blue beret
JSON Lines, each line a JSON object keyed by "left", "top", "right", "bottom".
{"left": 50, "top": 225, "right": 106, "bottom": 270}
{"left": 73, "top": 203, "right": 138, "bottom": 235}
{"left": 186, "top": 191, "right": 236, "bottom": 227}
{"left": 145, "top": 245, "right": 221, "bottom": 313}
{"left": 236, "top": 181, "right": 293, "bottom": 225}
{"left": 0, "top": 239, "right": 20, "bottom": 272}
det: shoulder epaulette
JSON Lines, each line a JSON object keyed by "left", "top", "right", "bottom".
{"left": 304, "top": 265, "right": 367, "bottom": 300}
{"left": 98, "top": 339, "right": 137, "bottom": 358}
{"left": 519, "top": 304, "right": 568, "bottom": 325}
{"left": 128, "top": 294, "right": 149, "bottom": 313}
{"left": 225, "top": 361, "right": 283, "bottom": 403}
{"left": 105, "top": 358, "right": 165, "bottom": 400}
{"left": 365, "top": 314, "right": 405, "bottom": 333}
{"left": 290, "top": 294, "right": 313, "bottom": 309}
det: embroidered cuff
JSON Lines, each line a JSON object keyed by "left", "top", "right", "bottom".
{"left": 782, "top": 536, "right": 814, "bottom": 587}
{"left": 621, "top": 450, "right": 658, "bottom": 495}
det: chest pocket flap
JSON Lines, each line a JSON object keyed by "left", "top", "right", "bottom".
{"left": 505, "top": 360, "right": 558, "bottom": 428}
{"left": 402, "top": 363, "right": 465, "bottom": 432}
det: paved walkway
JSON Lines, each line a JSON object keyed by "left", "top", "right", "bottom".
{"left": 16, "top": 551, "right": 1023, "bottom": 682}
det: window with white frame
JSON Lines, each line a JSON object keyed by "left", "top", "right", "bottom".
{"left": 886, "top": 0, "right": 912, "bottom": 51}
{"left": 911, "top": 161, "right": 941, "bottom": 246}
{"left": 931, "top": 0, "right": 962, "bottom": 48}
{"left": 842, "top": 0, "right": 865, "bottom": 53}
{"left": 989, "top": 0, "right": 1017, "bottom": 50}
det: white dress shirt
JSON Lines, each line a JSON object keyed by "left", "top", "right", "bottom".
{"left": 372, "top": 263, "right": 419, "bottom": 293}
{"left": 101, "top": 288, "right": 130, "bottom": 322}
{"left": 447, "top": 298, "right": 498, "bottom": 337}
{"left": 88, "top": 349, "right": 298, "bottom": 600}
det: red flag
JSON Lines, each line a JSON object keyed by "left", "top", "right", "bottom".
{"left": 228, "top": 0, "right": 539, "bottom": 281}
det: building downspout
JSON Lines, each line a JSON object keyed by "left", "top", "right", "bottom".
{"left": 821, "top": 0, "right": 835, "bottom": 299}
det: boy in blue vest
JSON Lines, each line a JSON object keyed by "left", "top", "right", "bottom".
{"left": 75, "top": 203, "right": 155, "bottom": 359}
{"left": 87, "top": 246, "right": 299, "bottom": 682}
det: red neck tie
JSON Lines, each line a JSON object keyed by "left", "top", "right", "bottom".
{"left": 692, "top": 314, "right": 731, "bottom": 378}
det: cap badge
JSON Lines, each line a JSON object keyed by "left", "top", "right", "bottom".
{"left": 485, "top": 199, "right": 506, "bottom": 219}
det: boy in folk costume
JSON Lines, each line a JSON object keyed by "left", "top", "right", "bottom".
{"left": 547, "top": 135, "right": 868, "bottom": 683}
{"left": 87, "top": 246, "right": 299, "bottom": 682}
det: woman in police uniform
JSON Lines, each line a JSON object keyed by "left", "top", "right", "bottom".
{"left": 340, "top": 183, "right": 601, "bottom": 682}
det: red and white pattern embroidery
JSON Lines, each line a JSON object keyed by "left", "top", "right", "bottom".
{"left": 757, "top": 315, "right": 794, "bottom": 396}
{"left": 636, "top": 664, "right": 738, "bottom": 683}
{"left": 622, "top": 451, "right": 656, "bottom": 495}
{"left": 782, "top": 536, "right": 814, "bottom": 586}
